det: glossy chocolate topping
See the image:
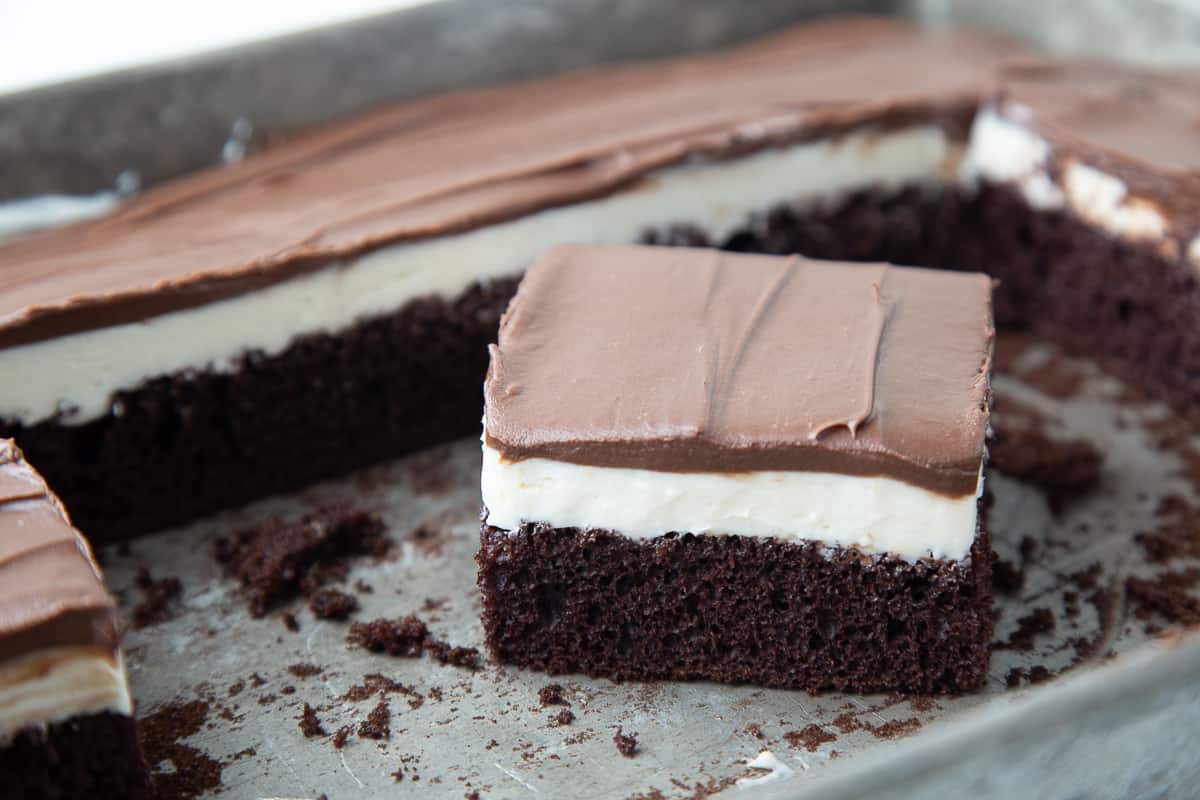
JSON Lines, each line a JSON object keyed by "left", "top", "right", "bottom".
{"left": 484, "top": 245, "right": 993, "bottom": 495}
{"left": 0, "top": 17, "right": 1022, "bottom": 348}
{"left": 997, "top": 59, "right": 1200, "bottom": 236}
{"left": 0, "top": 440, "right": 120, "bottom": 661}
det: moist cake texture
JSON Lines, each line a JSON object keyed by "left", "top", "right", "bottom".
{"left": 478, "top": 244, "right": 994, "bottom": 692}
{"left": 0, "top": 440, "right": 150, "bottom": 799}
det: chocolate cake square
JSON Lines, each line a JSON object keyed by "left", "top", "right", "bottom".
{"left": 477, "top": 244, "right": 995, "bottom": 693}
{"left": 0, "top": 440, "right": 150, "bottom": 799}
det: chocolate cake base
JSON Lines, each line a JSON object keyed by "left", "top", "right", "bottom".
{"left": 0, "top": 277, "right": 517, "bottom": 544}
{"left": 477, "top": 520, "right": 993, "bottom": 694}
{"left": 1, "top": 712, "right": 151, "bottom": 800}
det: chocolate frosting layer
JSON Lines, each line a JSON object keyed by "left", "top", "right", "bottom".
{"left": 484, "top": 245, "right": 993, "bottom": 495}
{"left": 0, "top": 17, "right": 1022, "bottom": 348}
{"left": 0, "top": 440, "right": 119, "bottom": 662}
{"left": 996, "top": 59, "right": 1200, "bottom": 239}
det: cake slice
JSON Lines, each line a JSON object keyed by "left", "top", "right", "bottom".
{"left": 0, "top": 440, "right": 150, "bottom": 798}
{"left": 477, "top": 244, "right": 994, "bottom": 693}
{"left": 958, "top": 59, "right": 1200, "bottom": 408}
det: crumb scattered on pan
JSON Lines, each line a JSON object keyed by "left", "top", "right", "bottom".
{"left": 287, "top": 662, "right": 323, "bottom": 679}
{"left": 310, "top": 587, "right": 360, "bottom": 620}
{"left": 138, "top": 700, "right": 221, "bottom": 800}
{"left": 348, "top": 615, "right": 428, "bottom": 656}
{"left": 994, "top": 607, "right": 1056, "bottom": 651}
{"left": 132, "top": 566, "right": 183, "bottom": 628}
{"left": 299, "top": 704, "right": 326, "bottom": 738}
{"left": 613, "top": 727, "right": 639, "bottom": 758}
{"left": 214, "top": 505, "right": 387, "bottom": 616}
{"left": 359, "top": 701, "right": 391, "bottom": 739}
{"left": 784, "top": 724, "right": 835, "bottom": 752}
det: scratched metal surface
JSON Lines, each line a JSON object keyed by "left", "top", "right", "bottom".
{"left": 98, "top": 336, "right": 1200, "bottom": 799}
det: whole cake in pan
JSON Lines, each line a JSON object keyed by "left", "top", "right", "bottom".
{"left": 477, "top": 244, "right": 995, "bottom": 693}
{"left": 0, "top": 18, "right": 1011, "bottom": 542}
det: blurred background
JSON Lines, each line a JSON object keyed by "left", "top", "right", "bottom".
{"left": 3, "top": 0, "right": 1199, "bottom": 210}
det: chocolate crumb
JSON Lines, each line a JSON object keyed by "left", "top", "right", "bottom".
{"left": 1126, "top": 568, "right": 1200, "bottom": 627}
{"left": 613, "top": 727, "right": 639, "bottom": 758}
{"left": 359, "top": 701, "right": 391, "bottom": 739}
{"left": 138, "top": 700, "right": 221, "bottom": 800}
{"left": 287, "top": 662, "right": 322, "bottom": 679}
{"left": 744, "top": 722, "right": 764, "bottom": 740}
{"left": 995, "top": 607, "right": 1056, "bottom": 651}
{"left": 784, "top": 724, "right": 836, "bottom": 752}
{"left": 348, "top": 615, "right": 428, "bottom": 656}
{"left": 214, "top": 505, "right": 386, "bottom": 616}
{"left": 992, "top": 559, "right": 1025, "bottom": 595}
{"left": 1005, "top": 667, "right": 1025, "bottom": 688}
{"left": 865, "top": 718, "right": 921, "bottom": 740}
{"left": 355, "top": 579, "right": 374, "bottom": 594}
{"left": 427, "top": 639, "right": 481, "bottom": 669}
{"left": 282, "top": 685, "right": 296, "bottom": 695}
{"left": 227, "top": 680, "right": 244, "bottom": 697}
{"left": 310, "top": 588, "right": 360, "bottom": 620}
{"left": 249, "top": 672, "right": 266, "bottom": 688}
{"left": 282, "top": 612, "right": 300, "bottom": 632}
{"left": 131, "top": 567, "right": 183, "bottom": 628}
{"left": 1028, "top": 665, "right": 1054, "bottom": 683}
{"left": 341, "top": 673, "right": 412, "bottom": 703}
{"left": 832, "top": 712, "right": 861, "bottom": 733}
{"left": 332, "top": 725, "right": 352, "bottom": 749}
{"left": 538, "top": 684, "right": 569, "bottom": 707}
{"left": 552, "top": 709, "right": 575, "bottom": 727}
{"left": 299, "top": 704, "right": 326, "bottom": 738}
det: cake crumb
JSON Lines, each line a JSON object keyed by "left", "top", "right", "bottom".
{"left": 310, "top": 588, "right": 360, "bottom": 620}
{"left": 551, "top": 709, "right": 575, "bottom": 727}
{"left": 287, "top": 662, "right": 322, "bottom": 679}
{"left": 359, "top": 701, "right": 391, "bottom": 739}
{"left": 131, "top": 567, "right": 183, "bottom": 628}
{"left": 282, "top": 612, "right": 300, "bottom": 632}
{"left": 865, "top": 718, "right": 921, "bottom": 740}
{"left": 138, "top": 700, "right": 221, "bottom": 800}
{"left": 214, "top": 505, "right": 387, "bottom": 616}
{"left": 1126, "top": 569, "right": 1200, "bottom": 627}
{"left": 332, "top": 725, "right": 352, "bottom": 749}
{"left": 299, "top": 704, "right": 326, "bottom": 738}
{"left": 992, "top": 559, "right": 1025, "bottom": 595}
{"left": 538, "top": 684, "right": 569, "bottom": 707}
{"left": 348, "top": 615, "right": 428, "bottom": 656}
{"left": 995, "top": 607, "right": 1056, "bottom": 651}
{"left": 784, "top": 724, "right": 835, "bottom": 752}
{"left": 427, "top": 639, "right": 481, "bottom": 670}
{"left": 613, "top": 727, "right": 639, "bottom": 758}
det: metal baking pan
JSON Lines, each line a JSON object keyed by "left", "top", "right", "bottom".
{"left": 7, "top": 1, "right": 1200, "bottom": 797}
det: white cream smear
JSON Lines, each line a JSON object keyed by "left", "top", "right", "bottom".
{"left": 961, "top": 106, "right": 1172, "bottom": 244}
{"left": 0, "top": 125, "right": 951, "bottom": 427}
{"left": 480, "top": 445, "right": 983, "bottom": 562}
{"left": 0, "top": 647, "right": 133, "bottom": 744}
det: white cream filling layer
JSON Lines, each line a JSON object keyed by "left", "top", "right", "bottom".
{"left": 480, "top": 445, "right": 982, "bottom": 562}
{"left": 0, "top": 647, "right": 133, "bottom": 745}
{"left": 0, "top": 125, "right": 951, "bottom": 427}
{"left": 961, "top": 106, "right": 1173, "bottom": 245}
